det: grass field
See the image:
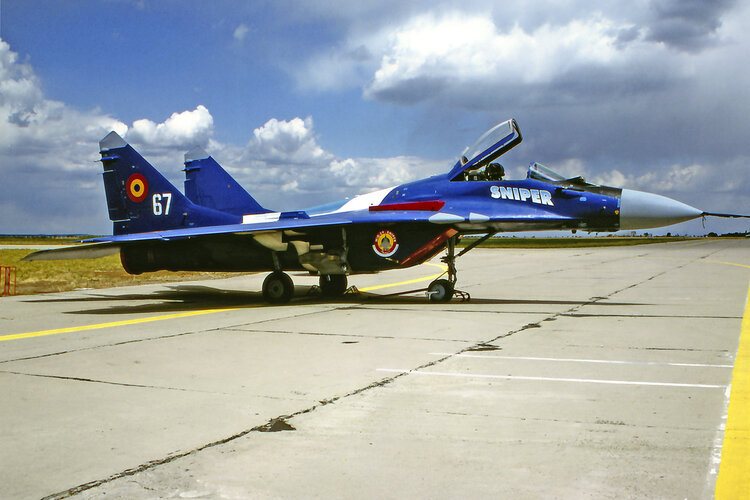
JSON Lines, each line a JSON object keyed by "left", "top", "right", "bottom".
{"left": 0, "top": 235, "right": 93, "bottom": 245}
{"left": 0, "top": 249, "right": 245, "bottom": 296}
{"left": 0, "top": 235, "right": 705, "bottom": 296}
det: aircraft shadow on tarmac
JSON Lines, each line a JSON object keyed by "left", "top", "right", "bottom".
{"left": 24, "top": 284, "right": 645, "bottom": 316}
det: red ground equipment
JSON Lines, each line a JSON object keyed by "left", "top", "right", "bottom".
{"left": 1, "top": 266, "right": 17, "bottom": 296}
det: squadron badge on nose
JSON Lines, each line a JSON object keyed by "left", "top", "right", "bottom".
{"left": 373, "top": 229, "right": 399, "bottom": 257}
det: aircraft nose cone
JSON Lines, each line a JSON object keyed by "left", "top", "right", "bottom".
{"left": 619, "top": 189, "right": 703, "bottom": 230}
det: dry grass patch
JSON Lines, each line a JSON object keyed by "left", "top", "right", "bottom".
{"left": 0, "top": 249, "right": 246, "bottom": 296}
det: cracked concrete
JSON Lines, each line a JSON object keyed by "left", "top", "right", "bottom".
{"left": 0, "top": 240, "right": 748, "bottom": 499}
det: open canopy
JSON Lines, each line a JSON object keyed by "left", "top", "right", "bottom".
{"left": 447, "top": 119, "right": 522, "bottom": 180}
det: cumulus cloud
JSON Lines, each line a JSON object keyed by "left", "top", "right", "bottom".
{"left": 0, "top": 39, "right": 218, "bottom": 233}
{"left": 118, "top": 113, "right": 433, "bottom": 214}
{"left": 247, "top": 117, "right": 332, "bottom": 165}
{"left": 293, "top": 2, "right": 744, "bottom": 115}
{"left": 328, "top": 156, "right": 424, "bottom": 188}
{"left": 0, "top": 40, "right": 126, "bottom": 153}
{"left": 0, "top": 39, "right": 130, "bottom": 233}
{"left": 127, "top": 105, "right": 214, "bottom": 149}
{"left": 288, "top": 1, "right": 750, "bottom": 232}
{"left": 4, "top": 0, "right": 750, "bottom": 236}
{"left": 0, "top": 35, "right": 440, "bottom": 231}
{"left": 592, "top": 163, "right": 709, "bottom": 192}
{"left": 209, "top": 116, "right": 443, "bottom": 210}
{"left": 299, "top": 10, "right": 692, "bottom": 108}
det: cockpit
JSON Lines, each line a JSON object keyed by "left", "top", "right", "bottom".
{"left": 455, "top": 162, "right": 506, "bottom": 182}
{"left": 448, "top": 119, "right": 599, "bottom": 189}
{"left": 448, "top": 119, "right": 521, "bottom": 182}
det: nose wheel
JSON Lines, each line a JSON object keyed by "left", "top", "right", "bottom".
{"left": 427, "top": 278, "right": 454, "bottom": 302}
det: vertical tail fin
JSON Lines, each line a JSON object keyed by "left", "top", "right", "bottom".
{"left": 183, "top": 147, "right": 271, "bottom": 216}
{"left": 99, "top": 132, "right": 238, "bottom": 235}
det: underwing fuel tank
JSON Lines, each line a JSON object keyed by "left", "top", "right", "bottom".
{"left": 619, "top": 189, "right": 703, "bottom": 230}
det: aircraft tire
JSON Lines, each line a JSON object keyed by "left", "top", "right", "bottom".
{"left": 428, "top": 279, "right": 454, "bottom": 302}
{"left": 319, "top": 274, "right": 348, "bottom": 297}
{"left": 262, "top": 271, "right": 294, "bottom": 304}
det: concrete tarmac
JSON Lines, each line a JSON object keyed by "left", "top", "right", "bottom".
{"left": 1, "top": 239, "right": 748, "bottom": 499}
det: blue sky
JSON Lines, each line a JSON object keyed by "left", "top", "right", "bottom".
{"left": 1, "top": 0, "right": 749, "bottom": 235}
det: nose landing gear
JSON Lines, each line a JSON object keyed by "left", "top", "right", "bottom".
{"left": 427, "top": 278, "right": 454, "bottom": 302}
{"left": 427, "top": 235, "right": 471, "bottom": 303}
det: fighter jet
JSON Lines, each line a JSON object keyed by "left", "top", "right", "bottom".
{"left": 24, "top": 119, "right": 743, "bottom": 303}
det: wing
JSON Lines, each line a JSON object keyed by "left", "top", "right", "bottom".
{"left": 22, "top": 205, "right": 574, "bottom": 262}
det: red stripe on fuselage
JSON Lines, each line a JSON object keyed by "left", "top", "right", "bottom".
{"left": 369, "top": 200, "right": 445, "bottom": 212}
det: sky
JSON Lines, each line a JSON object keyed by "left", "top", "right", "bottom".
{"left": 1, "top": 0, "right": 749, "bottom": 236}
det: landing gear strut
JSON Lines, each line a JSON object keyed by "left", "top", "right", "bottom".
{"left": 428, "top": 236, "right": 458, "bottom": 303}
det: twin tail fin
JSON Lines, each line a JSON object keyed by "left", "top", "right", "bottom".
{"left": 99, "top": 132, "right": 239, "bottom": 235}
{"left": 183, "top": 147, "right": 270, "bottom": 216}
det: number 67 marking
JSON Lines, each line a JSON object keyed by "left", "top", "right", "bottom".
{"left": 152, "top": 193, "right": 172, "bottom": 216}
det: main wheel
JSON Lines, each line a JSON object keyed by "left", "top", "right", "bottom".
{"left": 427, "top": 279, "right": 454, "bottom": 303}
{"left": 262, "top": 271, "right": 294, "bottom": 304}
{"left": 319, "top": 274, "right": 348, "bottom": 297}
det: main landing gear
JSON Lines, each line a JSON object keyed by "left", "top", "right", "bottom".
{"left": 261, "top": 272, "right": 349, "bottom": 304}
{"left": 262, "top": 271, "right": 294, "bottom": 304}
{"left": 319, "top": 274, "right": 348, "bottom": 297}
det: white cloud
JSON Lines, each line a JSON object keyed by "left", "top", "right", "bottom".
{"left": 361, "top": 11, "right": 687, "bottom": 105}
{"left": 292, "top": 3, "right": 747, "bottom": 113}
{"left": 328, "top": 156, "right": 435, "bottom": 189}
{"left": 0, "top": 40, "right": 126, "bottom": 154}
{"left": 248, "top": 116, "right": 331, "bottom": 164}
{"left": 0, "top": 36, "right": 440, "bottom": 230}
{"left": 206, "top": 116, "right": 443, "bottom": 209}
{"left": 127, "top": 105, "right": 214, "bottom": 148}
{"left": 233, "top": 23, "right": 249, "bottom": 42}
{"left": 592, "top": 163, "right": 709, "bottom": 192}
{"left": 0, "top": 39, "right": 131, "bottom": 232}
{"left": 3, "top": 0, "right": 749, "bottom": 238}
{"left": 0, "top": 39, "right": 219, "bottom": 233}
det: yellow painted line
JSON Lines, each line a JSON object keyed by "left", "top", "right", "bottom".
{"left": 358, "top": 263, "right": 448, "bottom": 292}
{"left": 706, "top": 260, "right": 750, "bottom": 270}
{"left": 0, "top": 262, "right": 448, "bottom": 342}
{"left": 715, "top": 284, "right": 750, "bottom": 498}
{"left": 0, "top": 308, "right": 242, "bottom": 342}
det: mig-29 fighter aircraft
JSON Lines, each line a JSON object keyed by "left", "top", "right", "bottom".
{"left": 25, "top": 119, "right": 740, "bottom": 303}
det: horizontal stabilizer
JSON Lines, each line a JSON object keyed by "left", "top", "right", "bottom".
{"left": 22, "top": 242, "right": 121, "bottom": 261}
